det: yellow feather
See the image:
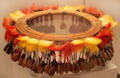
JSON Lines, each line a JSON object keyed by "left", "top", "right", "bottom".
{"left": 38, "top": 40, "right": 53, "bottom": 47}
{"left": 17, "top": 36, "right": 30, "bottom": 48}
{"left": 9, "top": 10, "right": 25, "bottom": 20}
{"left": 99, "top": 15, "right": 118, "bottom": 28}
{"left": 26, "top": 45, "right": 35, "bottom": 52}
{"left": 84, "top": 37, "right": 102, "bottom": 45}
{"left": 17, "top": 36, "right": 30, "bottom": 41}
{"left": 18, "top": 42, "right": 27, "bottom": 48}
{"left": 84, "top": 37, "right": 101, "bottom": 54}
{"left": 74, "top": 5, "right": 85, "bottom": 11}
{"left": 37, "top": 47, "right": 49, "bottom": 53}
{"left": 25, "top": 38, "right": 39, "bottom": 52}
{"left": 111, "top": 21, "right": 118, "bottom": 29}
{"left": 60, "top": 5, "right": 75, "bottom": 11}
{"left": 71, "top": 39, "right": 85, "bottom": 45}
{"left": 85, "top": 44, "right": 99, "bottom": 54}
{"left": 27, "top": 38, "right": 39, "bottom": 45}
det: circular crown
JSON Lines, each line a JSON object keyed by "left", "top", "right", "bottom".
{"left": 16, "top": 10, "right": 102, "bottom": 41}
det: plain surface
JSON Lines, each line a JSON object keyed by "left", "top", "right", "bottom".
{"left": 0, "top": 0, "right": 120, "bottom": 78}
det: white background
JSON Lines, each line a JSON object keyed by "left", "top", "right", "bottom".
{"left": 0, "top": 0, "right": 120, "bottom": 78}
